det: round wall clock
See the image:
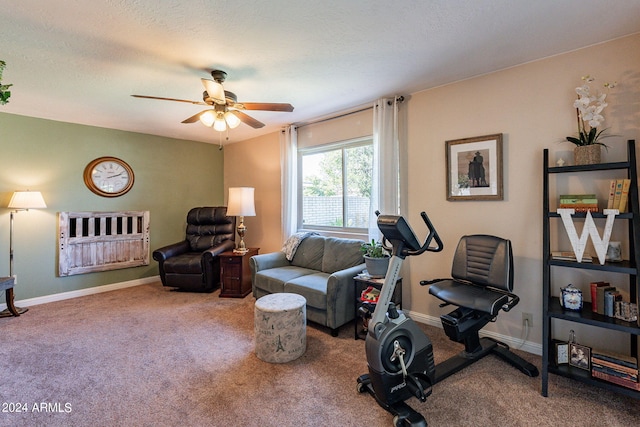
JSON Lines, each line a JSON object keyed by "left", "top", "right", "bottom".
{"left": 83, "top": 156, "right": 134, "bottom": 197}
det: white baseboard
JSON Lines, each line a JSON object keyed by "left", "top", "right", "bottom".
{"left": 405, "top": 309, "right": 542, "bottom": 356}
{"left": 0, "top": 276, "right": 160, "bottom": 311}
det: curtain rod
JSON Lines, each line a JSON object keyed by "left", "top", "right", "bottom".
{"left": 292, "top": 96, "right": 404, "bottom": 129}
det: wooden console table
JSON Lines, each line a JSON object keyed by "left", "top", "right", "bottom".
{"left": 219, "top": 248, "right": 259, "bottom": 298}
{"left": 0, "top": 276, "right": 28, "bottom": 317}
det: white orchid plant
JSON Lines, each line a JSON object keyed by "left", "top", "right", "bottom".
{"left": 566, "top": 75, "right": 616, "bottom": 147}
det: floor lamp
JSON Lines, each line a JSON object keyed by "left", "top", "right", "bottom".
{"left": 1, "top": 190, "right": 47, "bottom": 317}
{"left": 226, "top": 187, "right": 256, "bottom": 254}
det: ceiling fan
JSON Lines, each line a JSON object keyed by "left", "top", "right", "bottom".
{"left": 132, "top": 69, "right": 294, "bottom": 131}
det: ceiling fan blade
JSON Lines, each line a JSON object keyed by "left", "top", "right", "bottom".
{"left": 232, "top": 110, "right": 265, "bottom": 128}
{"left": 237, "top": 102, "right": 294, "bottom": 112}
{"left": 201, "top": 79, "right": 226, "bottom": 104}
{"left": 131, "top": 94, "right": 207, "bottom": 106}
{"left": 181, "top": 110, "right": 211, "bottom": 124}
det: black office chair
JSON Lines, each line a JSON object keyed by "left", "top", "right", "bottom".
{"left": 421, "top": 234, "right": 538, "bottom": 381}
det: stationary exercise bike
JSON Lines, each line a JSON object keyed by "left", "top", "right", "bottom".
{"left": 357, "top": 212, "right": 538, "bottom": 427}
{"left": 357, "top": 212, "right": 443, "bottom": 427}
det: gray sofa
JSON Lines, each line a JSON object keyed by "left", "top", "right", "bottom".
{"left": 250, "top": 235, "right": 365, "bottom": 336}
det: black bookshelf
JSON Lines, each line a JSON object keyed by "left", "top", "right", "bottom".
{"left": 542, "top": 140, "right": 640, "bottom": 399}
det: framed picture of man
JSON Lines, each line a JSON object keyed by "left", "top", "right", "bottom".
{"left": 446, "top": 134, "right": 503, "bottom": 201}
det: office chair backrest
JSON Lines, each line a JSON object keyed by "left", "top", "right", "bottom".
{"left": 451, "top": 234, "right": 513, "bottom": 292}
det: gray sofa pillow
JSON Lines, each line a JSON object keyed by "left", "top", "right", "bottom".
{"left": 291, "top": 235, "right": 325, "bottom": 270}
{"left": 322, "top": 237, "right": 364, "bottom": 273}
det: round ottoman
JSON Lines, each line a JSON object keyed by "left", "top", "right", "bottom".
{"left": 254, "top": 293, "right": 307, "bottom": 363}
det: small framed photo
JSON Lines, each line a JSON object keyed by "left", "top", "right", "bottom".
{"left": 555, "top": 341, "right": 569, "bottom": 365}
{"left": 446, "top": 133, "right": 503, "bottom": 201}
{"left": 569, "top": 343, "right": 591, "bottom": 370}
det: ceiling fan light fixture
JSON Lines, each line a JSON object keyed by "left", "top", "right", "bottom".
{"left": 213, "top": 112, "right": 227, "bottom": 132}
{"left": 224, "top": 111, "right": 241, "bottom": 129}
{"left": 199, "top": 110, "right": 216, "bottom": 127}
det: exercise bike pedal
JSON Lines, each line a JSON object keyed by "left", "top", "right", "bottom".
{"left": 405, "top": 373, "right": 433, "bottom": 402}
{"left": 358, "top": 376, "right": 428, "bottom": 427}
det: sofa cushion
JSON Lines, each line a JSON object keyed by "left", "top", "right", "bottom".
{"left": 321, "top": 237, "right": 364, "bottom": 273}
{"left": 284, "top": 272, "right": 331, "bottom": 309}
{"left": 291, "top": 235, "right": 325, "bottom": 271}
{"left": 163, "top": 253, "right": 202, "bottom": 274}
{"left": 254, "top": 266, "right": 317, "bottom": 294}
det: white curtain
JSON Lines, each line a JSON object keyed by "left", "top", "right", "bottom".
{"left": 368, "top": 97, "right": 401, "bottom": 241}
{"left": 280, "top": 125, "right": 298, "bottom": 242}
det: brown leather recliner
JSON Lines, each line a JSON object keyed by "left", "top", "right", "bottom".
{"left": 153, "top": 207, "right": 236, "bottom": 292}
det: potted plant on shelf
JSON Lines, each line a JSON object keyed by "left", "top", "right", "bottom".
{"left": 565, "top": 75, "right": 616, "bottom": 165}
{"left": 361, "top": 239, "right": 390, "bottom": 278}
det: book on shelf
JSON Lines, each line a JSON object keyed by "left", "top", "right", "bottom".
{"left": 590, "top": 281, "right": 609, "bottom": 313}
{"left": 612, "top": 179, "right": 624, "bottom": 211}
{"left": 551, "top": 251, "right": 593, "bottom": 262}
{"left": 618, "top": 179, "right": 631, "bottom": 213}
{"left": 559, "top": 194, "right": 597, "bottom": 203}
{"left": 591, "top": 363, "right": 638, "bottom": 382}
{"left": 591, "top": 359, "right": 638, "bottom": 377}
{"left": 605, "top": 291, "right": 622, "bottom": 317}
{"left": 606, "top": 180, "right": 617, "bottom": 209}
{"left": 604, "top": 290, "right": 623, "bottom": 317}
{"left": 592, "top": 369, "right": 640, "bottom": 391}
{"left": 559, "top": 204, "right": 600, "bottom": 213}
{"left": 591, "top": 349, "right": 639, "bottom": 390}
{"left": 592, "top": 349, "right": 638, "bottom": 369}
{"left": 596, "top": 285, "right": 617, "bottom": 315}
{"left": 559, "top": 193, "right": 598, "bottom": 212}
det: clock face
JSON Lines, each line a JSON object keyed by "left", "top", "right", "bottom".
{"left": 556, "top": 343, "right": 568, "bottom": 364}
{"left": 84, "top": 157, "right": 134, "bottom": 197}
{"left": 562, "top": 292, "right": 582, "bottom": 310}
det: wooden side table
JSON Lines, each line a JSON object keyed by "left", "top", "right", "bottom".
{"left": 353, "top": 275, "right": 402, "bottom": 340}
{"left": 219, "top": 248, "right": 259, "bottom": 298}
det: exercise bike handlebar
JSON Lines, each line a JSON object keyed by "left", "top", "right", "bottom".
{"left": 410, "top": 211, "right": 444, "bottom": 256}
{"left": 376, "top": 211, "right": 443, "bottom": 259}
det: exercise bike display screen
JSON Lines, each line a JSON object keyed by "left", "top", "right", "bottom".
{"left": 377, "top": 215, "right": 421, "bottom": 252}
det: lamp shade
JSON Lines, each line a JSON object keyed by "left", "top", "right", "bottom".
{"left": 199, "top": 110, "right": 216, "bottom": 127}
{"left": 227, "top": 187, "right": 256, "bottom": 217}
{"left": 213, "top": 112, "right": 227, "bottom": 132}
{"left": 8, "top": 191, "right": 47, "bottom": 209}
{"left": 224, "top": 111, "right": 241, "bottom": 129}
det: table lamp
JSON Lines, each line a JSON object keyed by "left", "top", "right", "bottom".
{"left": 226, "top": 187, "right": 256, "bottom": 254}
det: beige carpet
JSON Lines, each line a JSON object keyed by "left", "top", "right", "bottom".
{"left": 1, "top": 282, "right": 638, "bottom": 426}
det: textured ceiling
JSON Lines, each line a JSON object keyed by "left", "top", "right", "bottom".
{"left": 1, "top": 0, "right": 640, "bottom": 145}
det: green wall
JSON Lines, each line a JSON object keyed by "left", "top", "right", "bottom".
{"left": 0, "top": 112, "right": 224, "bottom": 300}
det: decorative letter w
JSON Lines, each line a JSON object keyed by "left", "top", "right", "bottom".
{"left": 557, "top": 209, "right": 618, "bottom": 265}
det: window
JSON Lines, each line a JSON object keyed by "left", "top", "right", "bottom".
{"left": 299, "top": 137, "right": 372, "bottom": 232}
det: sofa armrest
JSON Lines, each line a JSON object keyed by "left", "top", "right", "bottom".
{"left": 250, "top": 251, "right": 289, "bottom": 273}
{"left": 325, "top": 263, "right": 367, "bottom": 329}
{"left": 152, "top": 240, "right": 190, "bottom": 262}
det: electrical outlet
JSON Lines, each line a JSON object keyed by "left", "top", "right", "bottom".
{"left": 522, "top": 312, "right": 533, "bottom": 327}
